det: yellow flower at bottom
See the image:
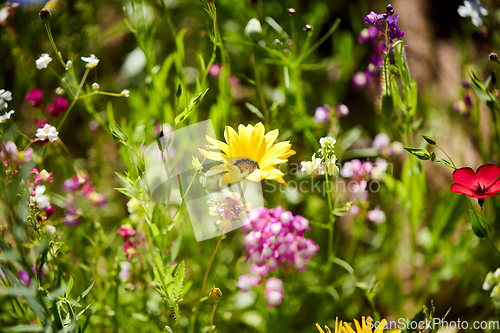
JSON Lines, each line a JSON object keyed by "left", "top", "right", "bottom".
{"left": 316, "top": 318, "right": 346, "bottom": 333}
{"left": 199, "top": 123, "right": 295, "bottom": 186}
{"left": 344, "top": 317, "right": 401, "bottom": 333}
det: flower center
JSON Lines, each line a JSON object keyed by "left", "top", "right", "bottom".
{"left": 234, "top": 158, "right": 259, "bottom": 175}
{"left": 473, "top": 183, "right": 489, "bottom": 196}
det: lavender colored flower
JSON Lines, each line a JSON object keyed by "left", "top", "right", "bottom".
{"left": 313, "top": 106, "right": 329, "bottom": 123}
{"left": 372, "top": 133, "right": 390, "bottom": 150}
{"left": 337, "top": 104, "right": 349, "bottom": 117}
{"left": 242, "top": 206, "right": 319, "bottom": 276}
{"left": 64, "top": 208, "right": 80, "bottom": 227}
{"left": 236, "top": 274, "right": 261, "bottom": 292}
{"left": 352, "top": 72, "right": 370, "bottom": 90}
{"left": 18, "top": 271, "right": 30, "bottom": 286}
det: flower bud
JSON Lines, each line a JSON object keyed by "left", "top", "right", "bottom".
{"left": 470, "top": 209, "right": 491, "bottom": 239}
{"left": 92, "top": 83, "right": 100, "bottom": 91}
{"left": 40, "top": 9, "right": 51, "bottom": 22}
{"left": 303, "top": 24, "right": 312, "bottom": 32}
{"left": 120, "top": 89, "right": 130, "bottom": 97}
{"left": 209, "top": 285, "right": 222, "bottom": 302}
{"left": 422, "top": 134, "right": 436, "bottom": 145}
{"left": 288, "top": 8, "right": 297, "bottom": 16}
{"left": 45, "top": 205, "right": 55, "bottom": 219}
{"left": 489, "top": 53, "right": 498, "bottom": 62}
{"left": 55, "top": 87, "right": 65, "bottom": 95}
{"left": 484, "top": 271, "right": 495, "bottom": 290}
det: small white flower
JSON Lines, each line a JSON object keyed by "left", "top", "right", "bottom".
{"left": 127, "top": 198, "right": 140, "bottom": 215}
{"left": 0, "top": 89, "right": 12, "bottom": 102}
{"left": 92, "top": 82, "right": 100, "bottom": 91}
{"left": 319, "top": 136, "right": 336, "bottom": 148}
{"left": 36, "top": 53, "right": 52, "bottom": 70}
{"left": 120, "top": 89, "right": 130, "bottom": 97}
{"left": 245, "top": 18, "right": 262, "bottom": 38}
{"left": 30, "top": 185, "right": 50, "bottom": 209}
{"left": 55, "top": 87, "right": 65, "bottom": 95}
{"left": 65, "top": 60, "right": 72, "bottom": 70}
{"left": 36, "top": 124, "right": 59, "bottom": 142}
{"left": 0, "top": 89, "right": 12, "bottom": 111}
{"left": 199, "top": 175, "right": 207, "bottom": 187}
{"left": 458, "top": 0, "right": 488, "bottom": 26}
{"left": 0, "top": 110, "right": 14, "bottom": 123}
{"left": 325, "top": 156, "right": 339, "bottom": 176}
{"left": 81, "top": 54, "right": 99, "bottom": 69}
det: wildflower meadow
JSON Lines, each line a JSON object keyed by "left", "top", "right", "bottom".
{"left": 2, "top": 0, "right": 500, "bottom": 332}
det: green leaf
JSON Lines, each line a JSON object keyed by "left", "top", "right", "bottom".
{"left": 176, "top": 84, "right": 182, "bottom": 99}
{"left": 2, "top": 325, "right": 44, "bottom": 332}
{"left": 81, "top": 282, "right": 94, "bottom": 299}
{"left": 169, "top": 232, "right": 183, "bottom": 263}
{"left": 109, "top": 121, "right": 128, "bottom": 144}
{"left": 434, "top": 157, "right": 455, "bottom": 169}
{"left": 173, "top": 261, "right": 185, "bottom": 300}
{"left": 245, "top": 102, "right": 265, "bottom": 120}
{"left": 174, "top": 88, "right": 209, "bottom": 125}
{"left": 66, "top": 276, "right": 73, "bottom": 298}
{"left": 401, "top": 309, "right": 426, "bottom": 333}
{"left": 469, "top": 209, "right": 491, "bottom": 239}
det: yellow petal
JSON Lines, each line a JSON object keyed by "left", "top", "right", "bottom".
{"left": 264, "top": 128, "right": 279, "bottom": 150}
{"left": 205, "top": 135, "right": 229, "bottom": 155}
{"left": 198, "top": 148, "right": 225, "bottom": 162}
{"left": 316, "top": 324, "right": 325, "bottom": 333}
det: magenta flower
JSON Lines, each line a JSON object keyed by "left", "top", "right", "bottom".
{"left": 236, "top": 274, "right": 261, "bottom": 292}
{"left": 46, "top": 95, "right": 68, "bottom": 117}
{"left": 26, "top": 89, "right": 43, "bottom": 108}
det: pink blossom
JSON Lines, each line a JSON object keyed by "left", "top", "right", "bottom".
{"left": 340, "top": 159, "right": 373, "bottom": 182}
{"left": 242, "top": 206, "right": 318, "bottom": 276}
{"left": 236, "top": 274, "right": 261, "bottom": 292}
{"left": 264, "top": 277, "right": 284, "bottom": 307}
{"left": 118, "top": 224, "right": 136, "bottom": 241}
{"left": 368, "top": 205, "right": 386, "bottom": 225}
{"left": 209, "top": 63, "right": 222, "bottom": 77}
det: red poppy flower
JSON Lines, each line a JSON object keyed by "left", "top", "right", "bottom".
{"left": 451, "top": 164, "right": 500, "bottom": 199}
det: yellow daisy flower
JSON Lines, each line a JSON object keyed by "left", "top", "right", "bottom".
{"left": 344, "top": 317, "right": 400, "bottom": 333}
{"left": 316, "top": 318, "right": 346, "bottom": 333}
{"left": 198, "top": 123, "right": 295, "bottom": 186}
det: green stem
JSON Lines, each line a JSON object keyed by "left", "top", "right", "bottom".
{"left": 436, "top": 144, "right": 457, "bottom": 169}
{"left": 44, "top": 22, "right": 66, "bottom": 67}
{"left": 191, "top": 234, "right": 223, "bottom": 333}
{"left": 252, "top": 46, "right": 269, "bottom": 128}
{"left": 324, "top": 171, "right": 335, "bottom": 266}
{"left": 209, "top": 302, "right": 218, "bottom": 333}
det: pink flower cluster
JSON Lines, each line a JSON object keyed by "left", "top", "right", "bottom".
{"left": 117, "top": 224, "right": 139, "bottom": 259}
{"left": 242, "top": 206, "right": 319, "bottom": 275}
{"left": 236, "top": 275, "right": 285, "bottom": 308}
